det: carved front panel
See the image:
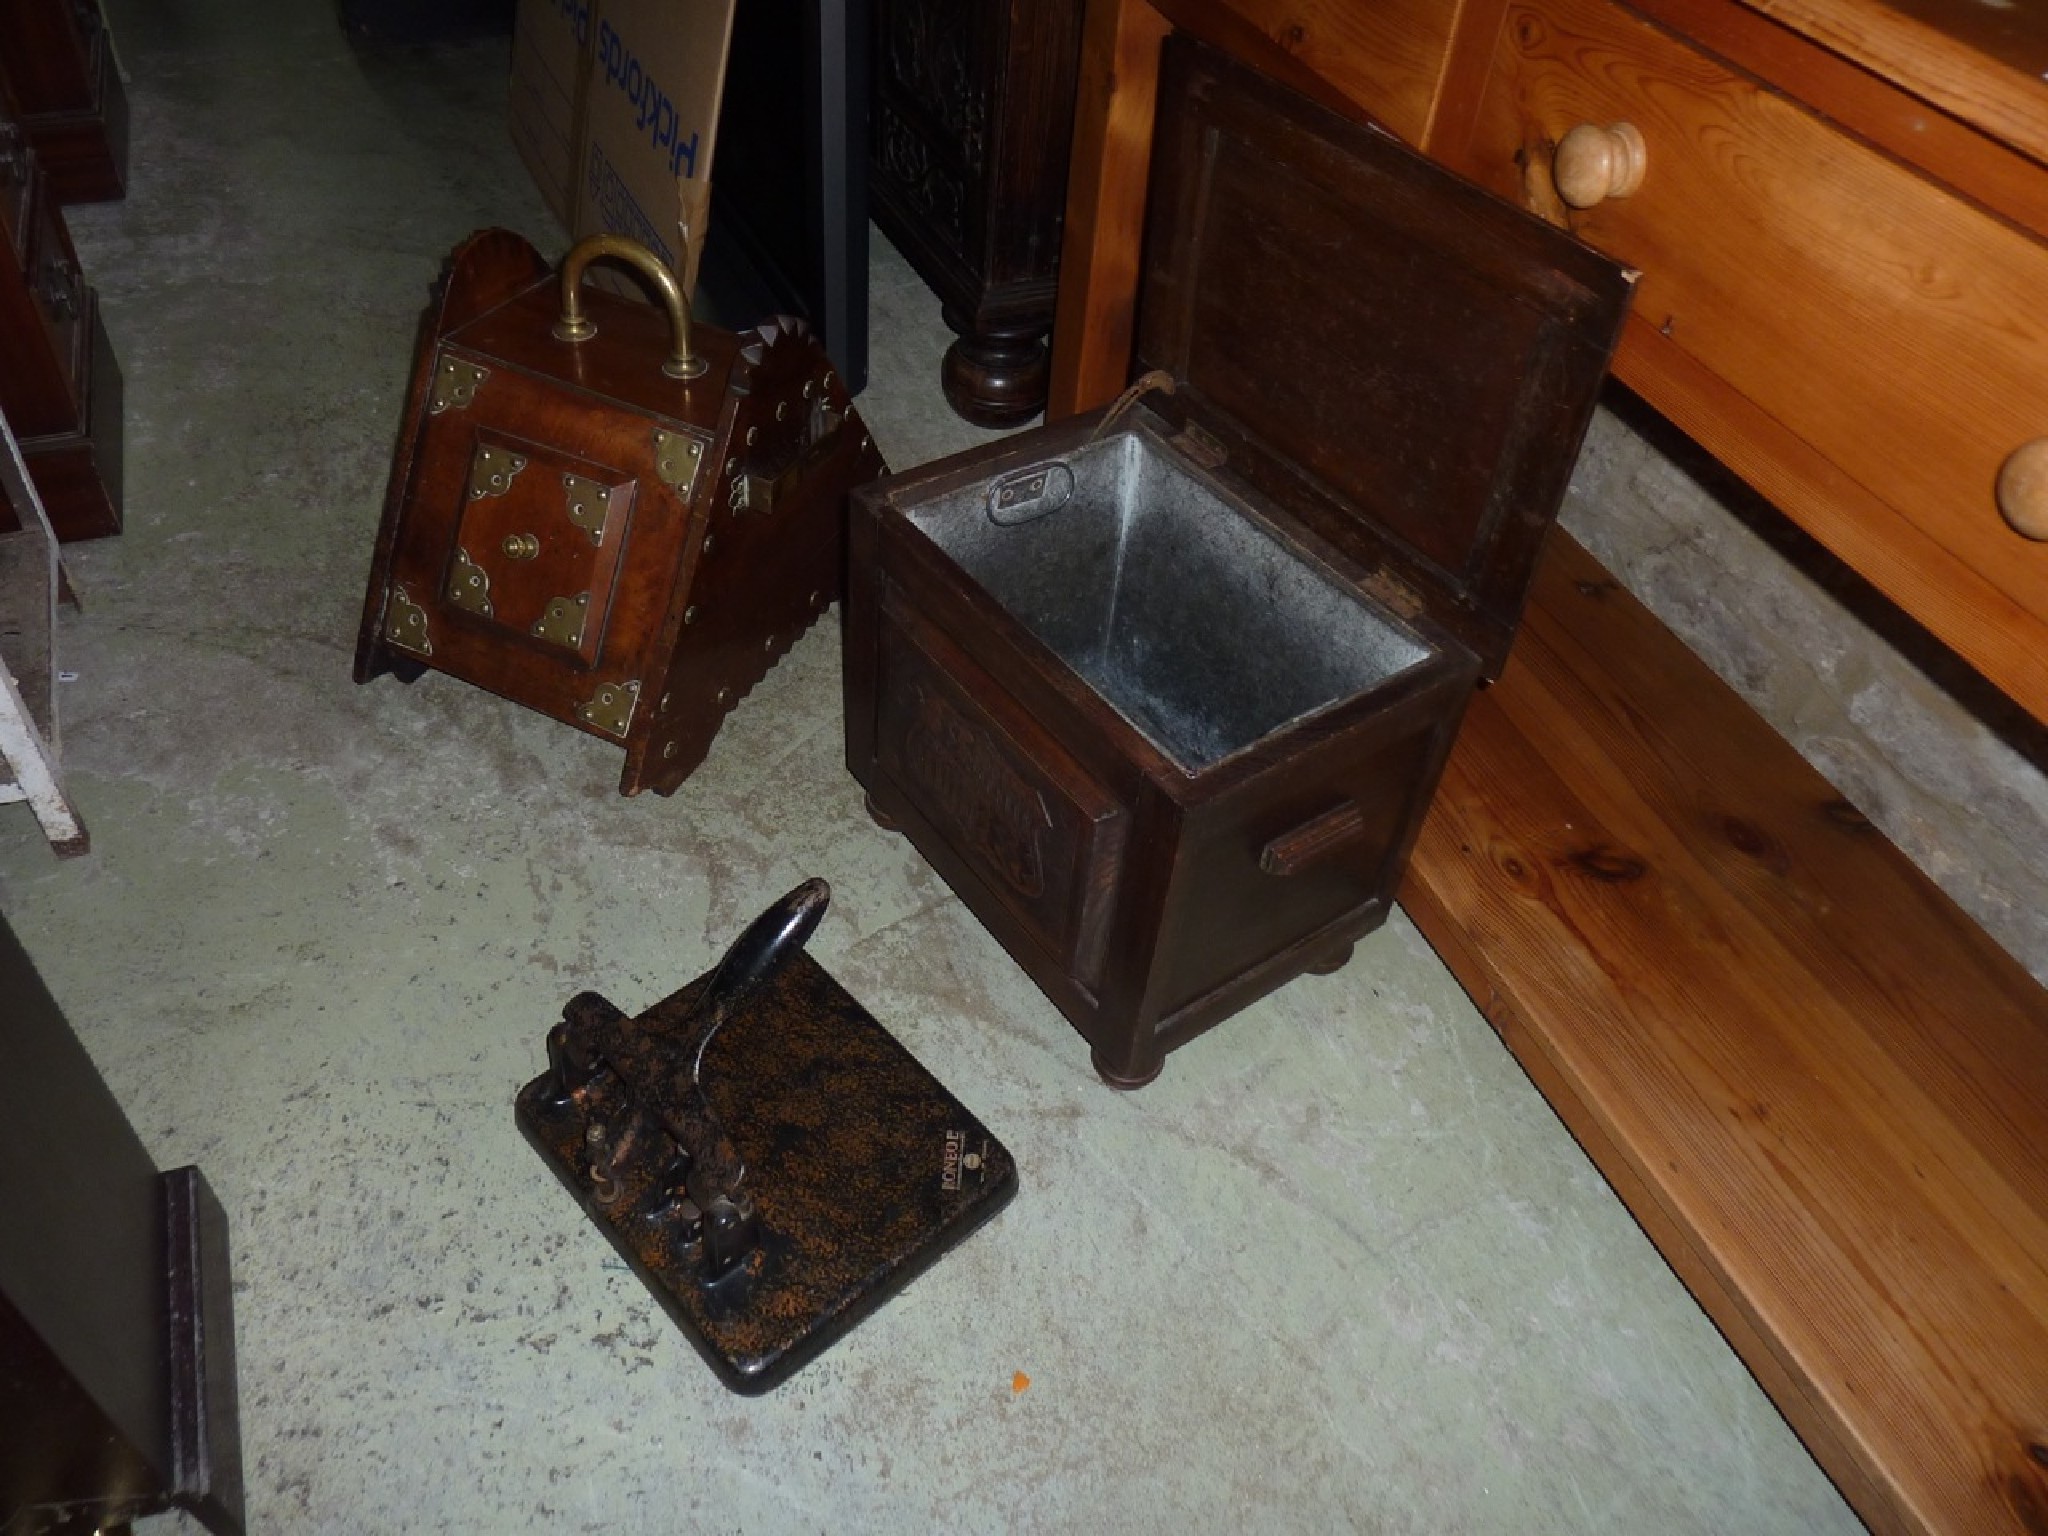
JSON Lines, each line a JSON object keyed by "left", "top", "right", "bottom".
{"left": 870, "top": 0, "right": 992, "bottom": 264}
{"left": 873, "top": 591, "right": 1126, "bottom": 991}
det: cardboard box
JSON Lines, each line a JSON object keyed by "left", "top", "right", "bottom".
{"left": 508, "top": 0, "right": 588, "bottom": 227}
{"left": 510, "top": 0, "right": 736, "bottom": 298}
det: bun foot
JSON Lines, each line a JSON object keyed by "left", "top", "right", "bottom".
{"left": 1092, "top": 1046, "right": 1163, "bottom": 1090}
{"left": 1306, "top": 942, "right": 1354, "bottom": 976}
{"left": 940, "top": 306, "right": 1049, "bottom": 427}
{"left": 863, "top": 792, "right": 901, "bottom": 833}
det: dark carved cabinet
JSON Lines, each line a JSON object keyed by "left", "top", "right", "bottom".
{"left": 0, "top": 0, "right": 130, "bottom": 204}
{"left": 1, "top": 912, "right": 243, "bottom": 1535}
{"left": 0, "top": 89, "right": 122, "bottom": 542}
{"left": 868, "top": 0, "right": 1085, "bottom": 425}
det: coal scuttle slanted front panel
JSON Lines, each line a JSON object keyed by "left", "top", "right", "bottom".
{"left": 516, "top": 880, "right": 1017, "bottom": 1394}
{"left": 354, "top": 230, "right": 886, "bottom": 796}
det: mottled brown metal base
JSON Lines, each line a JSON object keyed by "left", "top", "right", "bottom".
{"left": 516, "top": 884, "right": 1016, "bottom": 1394}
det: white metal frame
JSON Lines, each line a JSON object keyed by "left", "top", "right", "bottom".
{"left": 0, "top": 412, "right": 87, "bottom": 855}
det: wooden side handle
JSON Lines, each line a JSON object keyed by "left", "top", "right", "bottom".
{"left": 1553, "top": 122, "right": 1648, "bottom": 209}
{"left": 1997, "top": 439, "right": 2048, "bottom": 539}
{"left": 1261, "top": 803, "right": 1368, "bottom": 878}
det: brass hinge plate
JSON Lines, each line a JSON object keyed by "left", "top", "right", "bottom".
{"left": 563, "top": 473, "right": 612, "bottom": 544}
{"left": 532, "top": 591, "right": 591, "bottom": 650}
{"left": 1171, "top": 420, "right": 1227, "bottom": 469}
{"left": 654, "top": 430, "right": 706, "bottom": 502}
{"left": 430, "top": 357, "right": 488, "bottom": 414}
{"left": 468, "top": 444, "right": 528, "bottom": 501}
{"left": 383, "top": 584, "right": 433, "bottom": 656}
{"left": 446, "top": 547, "right": 493, "bottom": 617}
{"left": 579, "top": 679, "right": 641, "bottom": 737}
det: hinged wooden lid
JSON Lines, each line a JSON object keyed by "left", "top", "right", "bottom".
{"left": 1134, "top": 37, "right": 1635, "bottom": 678}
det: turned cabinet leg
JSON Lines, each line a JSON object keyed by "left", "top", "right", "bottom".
{"left": 863, "top": 791, "right": 902, "bottom": 833}
{"left": 940, "top": 306, "right": 1051, "bottom": 428}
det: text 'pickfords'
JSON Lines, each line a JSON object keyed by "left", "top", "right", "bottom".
{"left": 546, "top": 0, "right": 590, "bottom": 43}
{"left": 596, "top": 19, "right": 701, "bottom": 180}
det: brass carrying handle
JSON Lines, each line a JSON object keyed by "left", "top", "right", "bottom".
{"left": 551, "top": 233, "right": 709, "bottom": 381}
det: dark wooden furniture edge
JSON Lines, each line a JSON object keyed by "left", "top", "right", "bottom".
{"left": 1399, "top": 530, "right": 2048, "bottom": 1536}
{"left": 2, "top": 911, "right": 244, "bottom": 1533}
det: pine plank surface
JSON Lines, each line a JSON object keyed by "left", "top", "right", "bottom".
{"left": 1401, "top": 531, "right": 2048, "bottom": 1536}
{"left": 1451, "top": 0, "right": 2048, "bottom": 730}
{"left": 1733, "top": 0, "right": 2048, "bottom": 168}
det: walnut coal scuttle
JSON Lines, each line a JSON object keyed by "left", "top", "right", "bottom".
{"left": 844, "top": 38, "right": 1634, "bottom": 1088}
{"left": 355, "top": 230, "right": 885, "bottom": 794}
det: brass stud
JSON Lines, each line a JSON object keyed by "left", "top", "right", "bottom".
{"left": 659, "top": 692, "right": 672, "bottom": 713}
{"left": 763, "top": 635, "right": 775, "bottom": 651}
{"left": 716, "top": 687, "right": 731, "bottom": 704}
{"left": 684, "top": 605, "right": 698, "bottom": 625}
{"left": 663, "top": 741, "right": 679, "bottom": 759}
{"left": 775, "top": 401, "right": 788, "bottom": 420}
{"left": 702, "top": 534, "right": 716, "bottom": 554}
{"left": 745, "top": 426, "right": 758, "bottom": 446}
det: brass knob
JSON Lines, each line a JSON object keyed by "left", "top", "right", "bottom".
{"left": 1553, "top": 121, "right": 1648, "bottom": 209}
{"left": 1997, "top": 439, "right": 2048, "bottom": 539}
{"left": 501, "top": 532, "right": 540, "bottom": 560}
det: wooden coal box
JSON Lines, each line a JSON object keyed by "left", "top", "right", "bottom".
{"left": 355, "top": 228, "right": 883, "bottom": 795}
{"left": 844, "top": 37, "right": 1633, "bottom": 1086}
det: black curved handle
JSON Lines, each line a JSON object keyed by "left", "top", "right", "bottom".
{"left": 664, "top": 880, "right": 831, "bottom": 1263}
{"left": 689, "top": 877, "right": 831, "bottom": 1069}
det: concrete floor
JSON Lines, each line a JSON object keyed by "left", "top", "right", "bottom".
{"left": 1, "top": 4, "right": 1864, "bottom": 1531}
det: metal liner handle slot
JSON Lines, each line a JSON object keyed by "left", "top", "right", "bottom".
{"left": 551, "top": 232, "right": 710, "bottom": 381}
{"left": 987, "top": 461, "right": 1075, "bottom": 525}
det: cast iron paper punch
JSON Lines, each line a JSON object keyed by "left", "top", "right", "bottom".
{"left": 516, "top": 879, "right": 1017, "bottom": 1393}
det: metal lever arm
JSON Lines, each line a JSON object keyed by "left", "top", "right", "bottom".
{"left": 662, "top": 880, "right": 831, "bottom": 1272}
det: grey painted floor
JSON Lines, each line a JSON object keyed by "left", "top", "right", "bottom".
{"left": 2, "top": 4, "right": 1862, "bottom": 1532}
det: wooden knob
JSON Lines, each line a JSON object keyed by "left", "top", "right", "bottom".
{"left": 1997, "top": 439, "right": 2048, "bottom": 539}
{"left": 1553, "top": 121, "right": 1648, "bottom": 209}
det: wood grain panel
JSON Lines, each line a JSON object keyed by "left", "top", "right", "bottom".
{"left": 1403, "top": 532, "right": 2048, "bottom": 1536}
{"left": 1735, "top": 0, "right": 2048, "bottom": 169}
{"left": 1146, "top": 0, "right": 1463, "bottom": 142}
{"left": 1047, "top": 0, "right": 1464, "bottom": 419}
{"left": 1047, "top": 0, "right": 1170, "bottom": 419}
{"left": 1633, "top": 0, "right": 2048, "bottom": 239}
{"left": 1454, "top": 0, "right": 2048, "bottom": 723}
{"left": 1619, "top": 321, "right": 2048, "bottom": 728}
